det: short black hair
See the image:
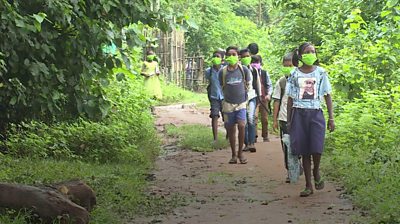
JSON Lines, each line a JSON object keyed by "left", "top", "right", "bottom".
{"left": 251, "top": 55, "right": 262, "bottom": 64}
{"left": 282, "top": 52, "right": 293, "bottom": 63}
{"left": 212, "top": 50, "right": 222, "bottom": 57}
{"left": 225, "top": 46, "right": 239, "bottom": 54}
{"left": 247, "top": 43, "right": 259, "bottom": 55}
{"left": 239, "top": 48, "right": 250, "bottom": 56}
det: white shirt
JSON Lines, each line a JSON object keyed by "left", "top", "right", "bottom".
{"left": 272, "top": 76, "right": 288, "bottom": 122}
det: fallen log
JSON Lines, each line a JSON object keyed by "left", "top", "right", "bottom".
{"left": 0, "top": 183, "right": 89, "bottom": 224}
{"left": 52, "top": 180, "right": 96, "bottom": 212}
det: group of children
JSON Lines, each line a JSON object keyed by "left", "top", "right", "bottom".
{"left": 205, "top": 42, "right": 335, "bottom": 197}
{"left": 141, "top": 42, "right": 335, "bottom": 197}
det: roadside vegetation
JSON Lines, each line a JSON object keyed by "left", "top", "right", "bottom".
{"left": 0, "top": 0, "right": 399, "bottom": 223}
{"left": 165, "top": 124, "right": 229, "bottom": 152}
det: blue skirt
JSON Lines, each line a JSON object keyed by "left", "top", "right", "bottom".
{"left": 289, "top": 108, "right": 326, "bottom": 156}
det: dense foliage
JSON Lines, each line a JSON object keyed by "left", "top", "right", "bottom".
{"left": 0, "top": 0, "right": 399, "bottom": 223}
{"left": 163, "top": 0, "right": 271, "bottom": 58}
{"left": 265, "top": 1, "right": 400, "bottom": 222}
{"left": 0, "top": 0, "right": 171, "bottom": 127}
{"left": 171, "top": 0, "right": 400, "bottom": 222}
{"left": 0, "top": 1, "right": 182, "bottom": 223}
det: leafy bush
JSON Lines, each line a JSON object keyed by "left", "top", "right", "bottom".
{"left": 0, "top": 0, "right": 175, "bottom": 126}
{"left": 324, "top": 88, "right": 400, "bottom": 223}
{"left": 4, "top": 76, "right": 159, "bottom": 163}
{"left": 0, "top": 75, "right": 163, "bottom": 223}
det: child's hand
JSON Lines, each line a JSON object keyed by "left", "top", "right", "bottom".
{"left": 287, "top": 122, "right": 291, "bottom": 132}
{"left": 273, "top": 119, "right": 279, "bottom": 131}
{"left": 328, "top": 119, "right": 335, "bottom": 132}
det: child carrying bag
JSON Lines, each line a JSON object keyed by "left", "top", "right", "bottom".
{"left": 282, "top": 134, "right": 301, "bottom": 183}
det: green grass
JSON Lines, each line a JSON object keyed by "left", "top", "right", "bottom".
{"left": 165, "top": 124, "right": 229, "bottom": 152}
{"left": 0, "top": 210, "right": 29, "bottom": 224}
{"left": 158, "top": 82, "right": 209, "bottom": 107}
{"left": 0, "top": 154, "right": 187, "bottom": 224}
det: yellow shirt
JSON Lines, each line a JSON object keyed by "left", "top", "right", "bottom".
{"left": 141, "top": 61, "right": 159, "bottom": 77}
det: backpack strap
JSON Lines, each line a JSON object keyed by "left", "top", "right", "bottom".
{"left": 206, "top": 67, "right": 213, "bottom": 98}
{"left": 238, "top": 64, "right": 248, "bottom": 92}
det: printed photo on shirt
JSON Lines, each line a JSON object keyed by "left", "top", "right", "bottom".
{"left": 299, "top": 77, "right": 316, "bottom": 100}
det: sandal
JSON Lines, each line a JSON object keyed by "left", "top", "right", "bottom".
{"left": 228, "top": 157, "right": 237, "bottom": 164}
{"left": 238, "top": 156, "right": 248, "bottom": 164}
{"left": 248, "top": 145, "right": 256, "bottom": 153}
{"left": 300, "top": 188, "right": 313, "bottom": 197}
{"left": 315, "top": 178, "right": 325, "bottom": 190}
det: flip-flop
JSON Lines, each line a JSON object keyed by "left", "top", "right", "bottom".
{"left": 315, "top": 178, "right": 325, "bottom": 190}
{"left": 228, "top": 157, "right": 237, "bottom": 164}
{"left": 238, "top": 156, "right": 248, "bottom": 164}
{"left": 300, "top": 188, "right": 313, "bottom": 197}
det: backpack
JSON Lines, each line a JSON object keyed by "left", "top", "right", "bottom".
{"left": 221, "top": 64, "right": 248, "bottom": 92}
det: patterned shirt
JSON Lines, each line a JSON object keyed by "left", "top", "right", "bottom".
{"left": 286, "top": 66, "right": 332, "bottom": 109}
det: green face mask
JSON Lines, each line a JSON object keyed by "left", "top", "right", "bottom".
{"left": 147, "top": 55, "right": 156, "bottom": 61}
{"left": 225, "top": 56, "right": 239, "bottom": 65}
{"left": 281, "top": 66, "right": 293, "bottom": 75}
{"left": 301, "top": 53, "right": 317, "bottom": 66}
{"left": 211, "top": 57, "right": 222, "bottom": 65}
{"left": 240, "top": 56, "right": 251, "bottom": 66}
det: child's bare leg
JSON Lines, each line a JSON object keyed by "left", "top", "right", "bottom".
{"left": 227, "top": 124, "right": 236, "bottom": 158}
{"left": 211, "top": 117, "right": 219, "bottom": 141}
{"left": 302, "top": 155, "right": 313, "bottom": 190}
{"left": 312, "top": 154, "right": 322, "bottom": 181}
{"left": 237, "top": 120, "right": 246, "bottom": 156}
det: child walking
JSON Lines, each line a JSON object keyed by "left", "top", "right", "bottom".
{"left": 286, "top": 42, "right": 335, "bottom": 197}
{"left": 240, "top": 49, "right": 262, "bottom": 153}
{"left": 219, "top": 46, "right": 251, "bottom": 164}
{"left": 141, "top": 50, "right": 162, "bottom": 99}
{"left": 272, "top": 52, "right": 295, "bottom": 183}
{"left": 205, "top": 51, "right": 224, "bottom": 145}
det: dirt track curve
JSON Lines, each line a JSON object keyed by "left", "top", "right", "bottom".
{"left": 132, "top": 104, "right": 357, "bottom": 224}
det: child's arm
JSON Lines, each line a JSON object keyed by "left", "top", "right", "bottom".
{"left": 266, "top": 71, "right": 273, "bottom": 100}
{"left": 256, "top": 70, "right": 262, "bottom": 99}
{"left": 140, "top": 63, "right": 149, "bottom": 77}
{"left": 155, "top": 63, "right": 160, "bottom": 76}
{"left": 287, "top": 97, "right": 294, "bottom": 131}
{"left": 272, "top": 80, "right": 282, "bottom": 130}
{"left": 273, "top": 100, "right": 280, "bottom": 130}
{"left": 324, "top": 94, "right": 335, "bottom": 132}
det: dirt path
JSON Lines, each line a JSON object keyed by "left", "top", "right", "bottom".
{"left": 134, "top": 105, "right": 356, "bottom": 224}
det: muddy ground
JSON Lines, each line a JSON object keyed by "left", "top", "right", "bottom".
{"left": 131, "top": 104, "right": 358, "bottom": 224}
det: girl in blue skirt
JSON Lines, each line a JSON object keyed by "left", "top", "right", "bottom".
{"left": 286, "top": 42, "right": 335, "bottom": 197}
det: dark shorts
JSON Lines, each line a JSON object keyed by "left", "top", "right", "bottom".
{"left": 224, "top": 109, "right": 246, "bottom": 127}
{"left": 209, "top": 99, "right": 223, "bottom": 118}
{"left": 289, "top": 108, "right": 326, "bottom": 156}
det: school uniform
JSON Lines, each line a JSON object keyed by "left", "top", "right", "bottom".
{"left": 286, "top": 66, "right": 332, "bottom": 155}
